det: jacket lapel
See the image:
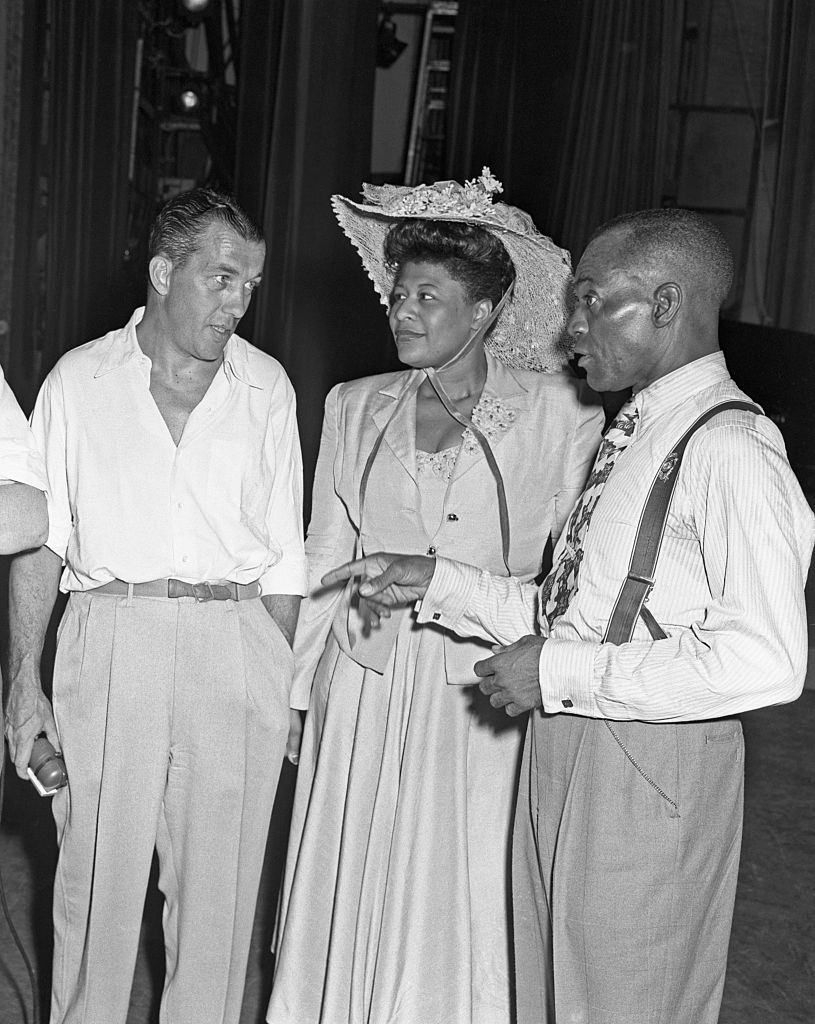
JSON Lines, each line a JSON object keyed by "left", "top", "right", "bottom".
{"left": 370, "top": 372, "right": 421, "bottom": 484}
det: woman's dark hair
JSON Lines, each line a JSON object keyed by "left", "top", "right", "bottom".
{"left": 383, "top": 219, "right": 515, "bottom": 307}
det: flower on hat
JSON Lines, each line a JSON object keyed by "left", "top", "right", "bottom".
{"left": 362, "top": 168, "right": 504, "bottom": 220}
{"left": 477, "top": 167, "right": 503, "bottom": 194}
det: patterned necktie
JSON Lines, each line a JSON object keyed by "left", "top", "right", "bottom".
{"left": 542, "top": 399, "right": 640, "bottom": 629}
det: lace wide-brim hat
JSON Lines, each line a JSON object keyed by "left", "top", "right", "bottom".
{"left": 331, "top": 169, "right": 572, "bottom": 371}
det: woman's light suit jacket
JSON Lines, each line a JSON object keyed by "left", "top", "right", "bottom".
{"left": 290, "top": 354, "right": 603, "bottom": 709}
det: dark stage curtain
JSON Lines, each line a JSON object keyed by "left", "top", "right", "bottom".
{"left": 446, "top": 0, "right": 584, "bottom": 247}
{"left": 235, "top": 0, "right": 390, "bottom": 507}
{"left": 9, "top": 0, "right": 139, "bottom": 408}
{"left": 549, "top": 0, "right": 680, "bottom": 259}
{"left": 765, "top": 0, "right": 815, "bottom": 335}
{"left": 447, "top": 0, "right": 679, "bottom": 261}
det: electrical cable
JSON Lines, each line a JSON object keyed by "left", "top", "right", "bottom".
{"left": 0, "top": 746, "right": 41, "bottom": 1024}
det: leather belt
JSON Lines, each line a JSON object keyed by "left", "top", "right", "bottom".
{"left": 93, "top": 578, "right": 261, "bottom": 602}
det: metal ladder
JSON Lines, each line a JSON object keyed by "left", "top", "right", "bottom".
{"left": 404, "top": 1, "right": 458, "bottom": 184}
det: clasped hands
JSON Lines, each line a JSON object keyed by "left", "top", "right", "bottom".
{"left": 323, "top": 553, "right": 545, "bottom": 717}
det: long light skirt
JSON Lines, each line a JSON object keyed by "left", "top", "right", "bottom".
{"left": 268, "top": 621, "right": 525, "bottom": 1024}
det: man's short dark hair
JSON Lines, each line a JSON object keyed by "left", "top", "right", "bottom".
{"left": 590, "top": 208, "right": 734, "bottom": 309}
{"left": 383, "top": 219, "right": 515, "bottom": 308}
{"left": 148, "top": 188, "right": 263, "bottom": 267}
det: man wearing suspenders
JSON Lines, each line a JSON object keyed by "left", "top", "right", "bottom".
{"left": 323, "top": 208, "right": 815, "bottom": 1023}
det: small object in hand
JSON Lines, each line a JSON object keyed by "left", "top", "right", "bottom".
{"left": 27, "top": 734, "right": 68, "bottom": 795}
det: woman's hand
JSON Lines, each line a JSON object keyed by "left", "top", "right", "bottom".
{"left": 322, "top": 553, "right": 436, "bottom": 611}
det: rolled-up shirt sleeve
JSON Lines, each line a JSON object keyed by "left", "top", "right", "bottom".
{"left": 258, "top": 373, "right": 307, "bottom": 596}
{"left": 30, "top": 370, "right": 72, "bottom": 558}
{"left": 0, "top": 365, "right": 48, "bottom": 492}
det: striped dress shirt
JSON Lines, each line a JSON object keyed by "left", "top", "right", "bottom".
{"left": 418, "top": 352, "right": 815, "bottom": 722}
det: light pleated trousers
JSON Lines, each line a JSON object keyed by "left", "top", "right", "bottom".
{"left": 513, "top": 711, "right": 744, "bottom": 1024}
{"left": 48, "top": 590, "right": 291, "bottom": 1024}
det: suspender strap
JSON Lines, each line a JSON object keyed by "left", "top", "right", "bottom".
{"left": 602, "top": 399, "right": 761, "bottom": 646}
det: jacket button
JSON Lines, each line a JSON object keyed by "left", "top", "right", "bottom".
{"left": 427, "top": 545, "right": 436, "bottom": 555}
{"left": 446, "top": 513, "right": 458, "bottom": 521}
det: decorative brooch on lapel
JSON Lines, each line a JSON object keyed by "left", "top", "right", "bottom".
{"left": 462, "top": 396, "right": 517, "bottom": 453}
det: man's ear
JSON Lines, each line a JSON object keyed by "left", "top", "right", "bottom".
{"left": 149, "top": 255, "right": 173, "bottom": 296}
{"left": 652, "top": 282, "right": 682, "bottom": 328}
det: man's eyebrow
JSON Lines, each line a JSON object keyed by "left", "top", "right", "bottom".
{"left": 208, "top": 260, "right": 262, "bottom": 280}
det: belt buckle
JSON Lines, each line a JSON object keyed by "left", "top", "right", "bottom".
{"left": 192, "top": 582, "right": 214, "bottom": 603}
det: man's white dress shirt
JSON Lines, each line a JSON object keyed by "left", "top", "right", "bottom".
{"left": 419, "top": 352, "right": 815, "bottom": 722}
{"left": 31, "top": 307, "right": 307, "bottom": 596}
{"left": 0, "top": 363, "right": 48, "bottom": 489}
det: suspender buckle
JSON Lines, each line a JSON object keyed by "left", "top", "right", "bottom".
{"left": 626, "top": 571, "right": 655, "bottom": 595}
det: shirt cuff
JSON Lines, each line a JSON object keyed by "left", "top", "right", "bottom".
{"left": 259, "top": 560, "right": 308, "bottom": 597}
{"left": 538, "top": 638, "right": 598, "bottom": 715}
{"left": 415, "top": 556, "right": 481, "bottom": 629}
{"left": 45, "top": 531, "right": 70, "bottom": 563}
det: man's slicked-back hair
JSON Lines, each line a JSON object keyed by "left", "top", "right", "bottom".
{"left": 148, "top": 188, "right": 263, "bottom": 267}
{"left": 589, "top": 207, "right": 734, "bottom": 309}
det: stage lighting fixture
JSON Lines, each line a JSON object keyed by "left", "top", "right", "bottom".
{"left": 177, "top": 0, "right": 212, "bottom": 26}
{"left": 376, "top": 14, "right": 408, "bottom": 68}
{"left": 179, "top": 89, "right": 201, "bottom": 113}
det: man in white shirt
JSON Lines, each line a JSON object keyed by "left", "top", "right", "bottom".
{"left": 3, "top": 189, "right": 307, "bottom": 1024}
{"left": 322, "top": 209, "right": 815, "bottom": 1023}
{"left": 0, "top": 364, "right": 48, "bottom": 551}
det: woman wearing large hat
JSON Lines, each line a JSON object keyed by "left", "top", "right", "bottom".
{"left": 268, "top": 171, "right": 602, "bottom": 1024}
